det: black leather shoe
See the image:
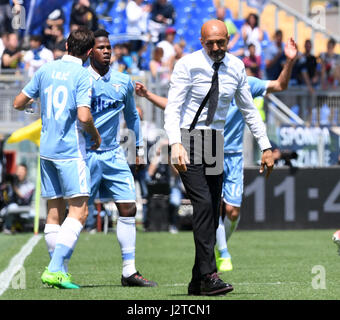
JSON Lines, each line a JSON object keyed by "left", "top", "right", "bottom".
{"left": 200, "top": 273, "right": 233, "bottom": 296}
{"left": 188, "top": 280, "right": 201, "bottom": 295}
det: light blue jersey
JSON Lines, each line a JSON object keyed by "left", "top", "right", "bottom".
{"left": 86, "top": 65, "right": 142, "bottom": 151}
{"left": 86, "top": 65, "right": 142, "bottom": 204}
{"left": 224, "top": 76, "right": 269, "bottom": 153}
{"left": 222, "top": 76, "right": 269, "bottom": 206}
{"left": 22, "top": 55, "right": 92, "bottom": 160}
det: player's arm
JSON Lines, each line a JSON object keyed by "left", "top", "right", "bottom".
{"left": 77, "top": 106, "right": 101, "bottom": 150}
{"left": 13, "top": 92, "right": 34, "bottom": 111}
{"left": 124, "top": 80, "right": 145, "bottom": 166}
{"left": 135, "top": 81, "right": 167, "bottom": 110}
{"left": 267, "top": 37, "right": 297, "bottom": 93}
{"left": 14, "top": 66, "right": 43, "bottom": 110}
{"left": 76, "top": 73, "right": 101, "bottom": 149}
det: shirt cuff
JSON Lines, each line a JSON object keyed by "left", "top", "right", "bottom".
{"left": 167, "top": 130, "right": 182, "bottom": 146}
{"left": 22, "top": 90, "right": 32, "bottom": 99}
{"left": 77, "top": 104, "right": 91, "bottom": 109}
{"left": 257, "top": 136, "right": 272, "bottom": 151}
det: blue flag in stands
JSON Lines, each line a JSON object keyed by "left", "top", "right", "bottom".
{"left": 24, "top": 0, "right": 69, "bottom": 35}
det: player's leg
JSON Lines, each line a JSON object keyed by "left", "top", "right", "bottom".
{"left": 224, "top": 203, "right": 241, "bottom": 241}
{"left": 45, "top": 198, "right": 66, "bottom": 258}
{"left": 215, "top": 201, "right": 230, "bottom": 263}
{"left": 102, "top": 148, "right": 157, "bottom": 287}
{"left": 216, "top": 153, "right": 243, "bottom": 272}
{"left": 40, "top": 158, "right": 65, "bottom": 261}
{"left": 85, "top": 150, "right": 103, "bottom": 230}
{"left": 215, "top": 154, "right": 231, "bottom": 270}
{"left": 115, "top": 202, "right": 137, "bottom": 279}
{"left": 42, "top": 159, "right": 91, "bottom": 289}
{"left": 223, "top": 153, "right": 243, "bottom": 241}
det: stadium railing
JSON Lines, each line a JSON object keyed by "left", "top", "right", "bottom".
{"left": 272, "top": 87, "right": 340, "bottom": 125}
{"left": 0, "top": 71, "right": 40, "bottom": 135}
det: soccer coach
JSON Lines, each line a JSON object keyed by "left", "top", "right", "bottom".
{"left": 164, "top": 19, "right": 274, "bottom": 296}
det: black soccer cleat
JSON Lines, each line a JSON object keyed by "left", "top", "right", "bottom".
{"left": 121, "top": 271, "right": 158, "bottom": 287}
{"left": 200, "top": 273, "right": 233, "bottom": 296}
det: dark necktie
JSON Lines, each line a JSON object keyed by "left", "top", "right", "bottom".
{"left": 205, "top": 62, "right": 222, "bottom": 126}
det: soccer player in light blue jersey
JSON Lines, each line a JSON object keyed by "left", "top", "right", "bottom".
{"left": 13, "top": 27, "right": 101, "bottom": 289}
{"left": 134, "top": 37, "right": 298, "bottom": 272}
{"left": 86, "top": 29, "right": 157, "bottom": 287}
{"left": 216, "top": 38, "right": 298, "bottom": 271}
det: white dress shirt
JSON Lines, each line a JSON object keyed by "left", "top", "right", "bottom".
{"left": 164, "top": 49, "right": 271, "bottom": 151}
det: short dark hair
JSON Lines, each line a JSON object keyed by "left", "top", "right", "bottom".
{"left": 66, "top": 26, "right": 95, "bottom": 56}
{"left": 275, "top": 30, "right": 283, "bottom": 37}
{"left": 30, "top": 35, "right": 43, "bottom": 43}
{"left": 94, "top": 29, "right": 109, "bottom": 39}
{"left": 246, "top": 13, "right": 259, "bottom": 27}
{"left": 18, "top": 163, "right": 27, "bottom": 170}
{"left": 328, "top": 38, "right": 336, "bottom": 46}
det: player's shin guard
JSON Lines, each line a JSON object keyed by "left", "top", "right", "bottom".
{"left": 117, "top": 216, "right": 137, "bottom": 278}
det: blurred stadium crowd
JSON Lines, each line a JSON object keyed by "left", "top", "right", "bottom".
{"left": 0, "top": 0, "right": 340, "bottom": 91}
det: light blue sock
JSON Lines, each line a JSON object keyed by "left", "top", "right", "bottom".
{"left": 117, "top": 216, "right": 137, "bottom": 278}
{"left": 224, "top": 215, "right": 240, "bottom": 241}
{"left": 48, "top": 251, "right": 69, "bottom": 273}
{"left": 216, "top": 216, "right": 231, "bottom": 259}
{"left": 48, "top": 244, "right": 73, "bottom": 272}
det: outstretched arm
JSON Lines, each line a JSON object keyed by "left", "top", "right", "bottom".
{"left": 135, "top": 82, "right": 168, "bottom": 110}
{"left": 267, "top": 37, "right": 298, "bottom": 93}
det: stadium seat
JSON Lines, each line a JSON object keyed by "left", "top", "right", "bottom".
{"left": 233, "top": 19, "right": 245, "bottom": 31}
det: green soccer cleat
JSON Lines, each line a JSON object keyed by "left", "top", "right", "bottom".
{"left": 216, "top": 257, "right": 233, "bottom": 272}
{"left": 41, "top": 268, "right": 80, "bottom": 289}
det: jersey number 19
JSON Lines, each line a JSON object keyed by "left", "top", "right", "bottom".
{"left": 44, "top": 84, "right": 68, "bottom": 120}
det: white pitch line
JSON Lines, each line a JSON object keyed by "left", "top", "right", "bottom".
{"left": 0, "top": 235, "right": 42, "bottom": 296}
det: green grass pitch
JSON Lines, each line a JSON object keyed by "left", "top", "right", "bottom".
{"left": 0, "top": 229, "right": 340, "bottom": 300}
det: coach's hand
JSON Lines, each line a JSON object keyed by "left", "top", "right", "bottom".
{"left": 171, "top": 143, "right": 189, "bottom": 172}
{"left": 260, "top": 149, "right": 274, "bottom": 178}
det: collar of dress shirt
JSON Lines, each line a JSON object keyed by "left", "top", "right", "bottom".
{"left": 201, "top": 48, "right": 229, "bottom": 69}
{"left": 87, "top": 64, "right": 112, "bottom": 81}
{"left": 61, "top": 54, "right": 83, "bottom": 65}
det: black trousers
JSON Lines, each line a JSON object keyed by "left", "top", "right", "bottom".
{"left": 178, "top": 129, "right": 224, "bottom": 281}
